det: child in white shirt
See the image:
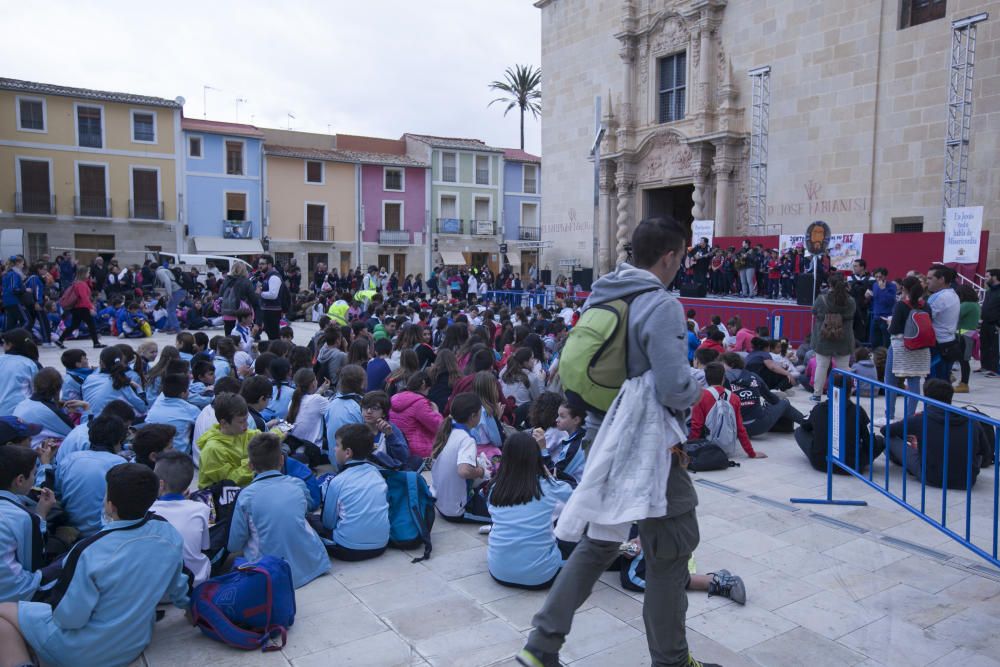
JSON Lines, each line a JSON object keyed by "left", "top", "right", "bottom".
{"left": 151, "top": 451, "right": 212, "bottom": 586}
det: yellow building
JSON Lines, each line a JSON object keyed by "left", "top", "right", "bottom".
{"left": 0, "top": 78, "right": 183, "bottom": 263}
{"left": 263, "top": 142, "right": 359, "bottom": 275}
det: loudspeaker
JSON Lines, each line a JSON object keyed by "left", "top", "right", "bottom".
{"left": 572, "top": 268, "right": 594, "bottom": 291}
{"left": 680, "top": 283, "right": 708, "bottom": 298}
{"left": 796, "top": 274, "right": 818, "bottom": 306}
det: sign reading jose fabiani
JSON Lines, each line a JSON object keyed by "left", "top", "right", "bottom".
{"left": 943, "top": 206, "right": 983, "bottom": 264}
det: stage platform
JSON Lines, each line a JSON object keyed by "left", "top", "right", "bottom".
{"left": 672, "top": 292, "right": 814, "bottom": 343}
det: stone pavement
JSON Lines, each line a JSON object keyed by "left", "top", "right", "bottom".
{"left": 37, "top": 325, "right": 1000, "bottom": 667}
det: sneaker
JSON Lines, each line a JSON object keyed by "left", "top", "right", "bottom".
{"left": 708, "top": 569, "right": 747, "bottom": 605}
{"left": 809, "top": 394, "right": 822, "bottom": 403}
{"left": 954, "top": 383, "right": 970, "bottom": 393}
{"left": 93, "top": 343, "right": 107, "bottom": 349}
{"left": 515, "top": 647, "right": 560, "bottom": 667}
{"left": 54, "top": 339, "right": 65, "bottom": 349}
{"left": 686, "top": 656, "right": 723, "bottom": 667}
{"left": 874, "top": 416, "right": 887, "bottom": 428}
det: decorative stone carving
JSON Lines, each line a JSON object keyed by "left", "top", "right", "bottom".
{"left": 615, "top": 172, "right": 634, "bottom": 265}
{"left": 651, "top": 18, "right": 685, "bottom": 55}
{"left": 691, "top": 32, "right": 700, "bottom": 68}
{"left": 639, "top": 133, "right": 693, "bottom": 182}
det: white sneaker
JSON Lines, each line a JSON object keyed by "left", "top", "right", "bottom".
{"left": 874, "top": 417, "right": 887, "bottom": 427}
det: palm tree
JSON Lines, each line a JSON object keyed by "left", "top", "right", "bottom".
{"left": 488, "top": 65, "right": 541, "bottom": 151}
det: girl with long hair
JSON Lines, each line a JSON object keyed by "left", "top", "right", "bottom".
{"left": 214, "top": 337, "right": 238, "bottom": 379}
{"left": 471, "top": 370, "right": 505, "bottom": 451}
{"left": 388, "top": 371, "right": 443, "bottom": 461}
{"left": 500, "top": 348, "right": 543, "bottom": 409}
{"left": 264, "top": 356, "right": 294, "bottom": 420}
{"left": 347, "top": 337, "right": 371, "bottom": 367}
{"left": 439, "top": 323, "right": 469, "bottom": 353}
{"left": 886, "top": 275, "right": 931, "bottom": 421}
{"left": 384, "top": 349, "right": 419, "bottom": 397}
{"left": 286, "top": 368, "right": 330, "bottom": 445}
{"left": 810, "top": 272, "right": 856, "bottom": 402}
{"left": 486, "top": 431, "right": 574, "bottom": 589}
{"left": 427, "top": 349, "right": 461, "bottom": 412}
{"left": 145, "top": 345, "right": 181, "bottom": 404}
{"left": 13, "top": 367, "right": 81, "bottom": 446}
{"left": 82, "top": 345, "right": 147, "bottom": 417}
{"left": 55, "top": 266, "right": 105, "bottom": 349}
{"left": 430, "top": 392, "right": 490, "bottom": 522}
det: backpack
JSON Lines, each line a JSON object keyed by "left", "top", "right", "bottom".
{"left": 278, "top": 281, "right": 292, "bottom": 313}
{"left": 820, "top": 311, "right": 844, "bottom": 341}
{"left": 380, "top": 468, "right": 436, "bottom": 562}
{"left": 904, "top": 308, "right": 936, "bottom": 351}
{"left": 191, "top": 555, "right": 296, "bottom": 652}
{"left": 683, "top": 439, "right": 738, "bottom": 471}
{"left": 558, "top": 287, "right": 660, "bottom": 413}
{"left": 221, "top": 283, "right": 241, "bottom": 314}
{"left": 58, "top": 285, "right": 78, "bottom": 310}
{"left": 703, "top": 387, "right": 739, "bottom": 457}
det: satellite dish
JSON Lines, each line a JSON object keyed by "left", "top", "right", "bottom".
{"left": 175, "top": 96, "right": 186, "bottom": 106}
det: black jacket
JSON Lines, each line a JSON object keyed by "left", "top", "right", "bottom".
{"left": 220, "top": 274, "right": 259, "bottom": 316}
{"left": 800, "top": 399, "right": 879, "bottom": 473}
{"left": 982, "top": 283, "right": 1000, "bottom": 324}
{"left": 884, "top": 406, "right": 990, "bottom": 489}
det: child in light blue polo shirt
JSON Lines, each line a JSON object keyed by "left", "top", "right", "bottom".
{"left": 187, "top": 361, "right": 216, "bottom": 409}
{"left": 145, "top": 374, "right": 201, "bottom": 455}
{"left": 227, "top": 433, "right": 329, "bottom": 589}
{"left": 544, "top": 401, "right": 587, "bottom": 484}
{"left": 0, "top": 446, "right": 55, "bottom": 602}
{"left": 321, "top": 424, "right": 389, "bottom": 561}
{"left": 59, "top": 349, "right": 93, "bottom": 403}
{"left": 487, "top": 432, "right": 574, "bottom": 590}
{"left": 55, "top": 414, "right": 129, "bottom": 537}
{"left": 54, "top": 400, "right": 136, "bottom": 468}
{"left": 81, "top": 347, "right": 147, "bottom": 419}
{"left": 0, "top": 463, "right": 190, "bottom": 667}
{"left": 263, "top": 357, "right": 294, "bottom": 421}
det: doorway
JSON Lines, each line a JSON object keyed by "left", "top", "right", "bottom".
{"left": 73, "top": 233, "right": 115, "bottom": 265}
{"left": 643, "top": 185, "right": 695, "bottom": 242}
{"left": 393, "top": 253, "right": 406, "bottom": 277}
{"left": 340, "top": 251, "right": 352, "bottom": 275}
{"left": 470, "top": 252, "right": 489, "bottom": 271}
{"left": 377, "top": 254, "right": 390, "bottom": 273}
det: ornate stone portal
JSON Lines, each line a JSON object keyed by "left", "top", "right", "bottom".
{"left": 599, "top": 0, "right": 746, "bottom": 273}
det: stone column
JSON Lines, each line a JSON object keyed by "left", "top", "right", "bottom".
{"left": 698, "top": 23, "right": 713, "bottom": 113}
{"left": 615, "top": 170, "right": 634, "bottom": 266}
{"left": 712, "top": 141, "right": 737, "bottom": 236}
{"left": 598, "top": 161, "right": 615, "bottom": 274}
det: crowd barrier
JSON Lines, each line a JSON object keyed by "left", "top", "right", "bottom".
{"left": 791, "top": 368, "right": 1000, "bottom": 569}
{"left": 770, "top": 308, "right": 814, "bottom": 345}
{"left": 482, "top": 290, "right": 550, "bottom": 309}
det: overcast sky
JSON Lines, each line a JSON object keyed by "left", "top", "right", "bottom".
{"left": 3, "top": 0, "right": 542, "bottom": 153}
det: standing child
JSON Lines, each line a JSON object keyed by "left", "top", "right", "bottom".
{"left": 151, "top": 451, "right": 212, "bottom": 587}
{"left": 430, "top": 393, "right": 491, "bottom": 522}
{"left": 227, "top": 433, "right": 329, "bottom": 588}
{"left": 320, "top": 424, "right": 389, "bottom": 561}
{"left": 0, "top": 445, "right": 56, "bottom": 602}
{"left": 487, "top": 432, "right": 574, "bottom": 589}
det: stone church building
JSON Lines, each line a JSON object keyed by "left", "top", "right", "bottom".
{"left": 535, "top": 0, "right": 1000, "bottom": 276}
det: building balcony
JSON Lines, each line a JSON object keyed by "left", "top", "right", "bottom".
{"left": 74, "top": 196, "right": 111, "bottom": 218}
{"left": 129, "top": 199, "right": 163, "bottom": 220}
{"left": 15, "top": 192, "right": 55, "bottom": 216}
{"left": 524, "top": 179, "right": 537, "bottom": 194}
{"left": 435, "top": 217, "right": 465, "bottom": 235}
{"left": 441, "top": 167, "right": 457, "bottom": 182}
{"left": 223, "top": 220, "right": 253, "bottom": 239}
{"left": 300, "top": 225, "right": 334, "bottom": 242}
{"left": 471, "top": 219, "right": 497, "bottom": 236}
{"left": 518, "top": 226, "right": 541, "bottom": 241}
{"left": 378, "top": 229, "right": 410, "bottom": 245}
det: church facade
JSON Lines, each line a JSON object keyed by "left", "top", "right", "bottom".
{"left": 535, "top": 0, "right": 1000, "bottom": 276}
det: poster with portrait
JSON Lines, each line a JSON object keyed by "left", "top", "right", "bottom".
{"left": 943, "top": 206, "right": 983, "bottom": 264}
{"left": 779, "top": 233, "right": 864, "bottom": 270}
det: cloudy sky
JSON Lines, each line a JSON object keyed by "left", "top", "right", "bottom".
{"left": 3, "top": 0, "right": 542, "bottom": 153}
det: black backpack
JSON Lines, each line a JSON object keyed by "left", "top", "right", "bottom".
{"left": 278, "top": 280, "right": 292, "bottom": 313}
{"left": 683, "top": 440, "right": 739, "bottom": 472}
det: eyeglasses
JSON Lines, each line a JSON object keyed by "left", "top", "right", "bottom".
{"left": 362, "top": 406, "right": 383, "bottom": 413}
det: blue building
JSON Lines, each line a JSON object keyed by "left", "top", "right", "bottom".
{"left": 502, "top": 148, "right": 541, "bottom": 279}
{"left": 182, "top": 118, "right": 264, "bottom": 255}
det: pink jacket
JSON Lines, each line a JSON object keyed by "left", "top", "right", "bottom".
{"left": 390, "top": 390, "right": 443, "bottom": 458}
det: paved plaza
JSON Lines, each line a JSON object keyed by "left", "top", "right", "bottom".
{"left": 39, "top": 324, "right": 1000, "bottom": 667}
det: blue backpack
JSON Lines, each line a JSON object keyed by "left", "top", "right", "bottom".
{"left": 191, "top": 556, "right": 296, "bottom": 652}
{"left": 380, "top": 469, "right": 436, "bottom": 562}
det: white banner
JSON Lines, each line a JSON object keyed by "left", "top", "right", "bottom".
{"left": 943, "top": 206, "right": 983, "bottom": 264}
{"left": 691, "top": 219, "right": 714, "bottom": 247}
{"left": 779, "top": 233, "right": 864, "bottom": 271}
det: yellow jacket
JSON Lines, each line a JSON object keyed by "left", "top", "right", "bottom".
{"left": 196, "top": 424, "right": 258, "bottom": 488}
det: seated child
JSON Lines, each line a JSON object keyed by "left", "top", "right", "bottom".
{"left": 54, "top": 401, "right": 136, "bottom": 468}
{"left": 542, "top": 400, "right": 586, "bottom": 484}
{"left": 56, "top": 414, "right": 129, "bottom": 536}
{"left": 690, "top": 347, "right": 720, "bottom": 389}
{"left": 196, "top": 394, "right": 258, "bottom": 488}
{"left": 130, "top": 423, "right": 176, "bottom": 469}
{"left": 360, "top": 391, "right": 410, "bottom": 469}
{"left": 116, "top": 302, "right": 147, "bottom": 338}
{"left": 688, "top": 363, "right": 765, "bottom": 460}
{"left": 188, "top": 361, "right": 216, "bottom": 409}
{"left": 227, "top": 433, "right": 329, "bottom": 588}
{"left": 0, "top": 446, "right": 56, "bottom": 602}
{"left": 151, "top": 451, "right": 211, "bottom": 587}
{"left": 59, "top": 349, "right": 93, "bottom": 403}
{"left": 263, "top": 357, "right": 294, "bottom": 421}
{"left": 430, "top": 393, "right": 491, "bottom": 523}
{"left": 319, "top": 424, "right": 389, "bottom": 561}
{"left": 487, "top": 432, "right": 574, "bottom": 589}
{"left": 0, "top": 464, "right": 190, "bottom": 667}
{"left": 145, "top": 374, "right": 201, "bottom": 455}
{"left": 850, "top": 346, "right": 879, "bottom": 397}
{"left": 528, "top": 391, "right": 567, "bottom": 453}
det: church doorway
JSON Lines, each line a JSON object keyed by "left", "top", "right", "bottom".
{"left": 642, "top": 184, "right": 695, "bottom": 241}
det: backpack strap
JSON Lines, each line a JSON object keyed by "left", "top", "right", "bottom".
{"left": 405, "top": 472, "right": 432, "bottom": 563}
{"left": 0, "top": 496, "right": 44, "bottom": 571}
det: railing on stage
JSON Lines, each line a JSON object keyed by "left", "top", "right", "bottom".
{"left": 769, "top": 308, "right": 814, "bottom": 345}
{"left": 791, "top": 368, "right": 1000, "bottom": 569}
{"left": 676, "top": 298, "right": 772, "bottom": 335}
{"left": 483, "top": 290, "right": 549, "bottom": 309}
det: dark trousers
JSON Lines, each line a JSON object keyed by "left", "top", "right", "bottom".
{"left": 223, "top": 319, "right": 236, "bottom": 336}
{"left": 746, "top": 399, "right": 803, "bottom": 437}
{"left": 981, "top": 322, "right": 999, "bottom": 373}
{"left": 29, "top": 306, "right": 50, "bottom": 344}
{"left": 59, "top": 308, "right": 99, "bottom": 344}
{"left": 527, "top": 510, "right": 699, "bottom": 666}
{"left": 3, "top": 305, "right": 25, "bottom": 331}
{"left": 327, "top": 543, "right": 386, "bottom": 562}
{"left": 870, "top": 317, "right": 890, "bottom": 349}
{"left": 261, "top": 309, "right": 281, "bottom": 340}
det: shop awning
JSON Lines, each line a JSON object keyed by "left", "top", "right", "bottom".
{"left": 504, "top": 254, "right": 521, "bottom": 268}
{"left": 439, "top": 250, "right": 466, "bottom": 266}
{"left": 192, "top": 237, "right": 264, "bottom": 255}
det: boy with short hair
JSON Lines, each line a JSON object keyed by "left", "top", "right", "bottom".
{"left": 151, "top": 451, "right": 211, "bottom": 586}
{"left": 188, "top": 361, "right": 216, "bottom": 409}
{"left": 145, "top": 373, "right": 201, "bottom": 455}
{"left": 688, "top": 363, "right": 764, "bottom": 460}
{"left": 227, "top": 433, "right": 329, "bottom": 588}
{"left": 130, "top": 423, "right": 176, "bottom": 469}
{"left": 0, "top": 446, "right": 56, "bottom": 602}
{"left": 320, "top": 424, "right": 389, "bottom": 561}
{"left": 366, "top": 338, "right": 393, "bottom": 391}
{"left": 56, "top": 415, "right": 129, "bottom": 536}
{"left": 59, "top": 349, "right": 93, "bottom": 403}
{"left": 195, "top": 393, "right": 258, "bottom": 488}
{"left": 0, "top": 463, "right": 190, "bottom": 667}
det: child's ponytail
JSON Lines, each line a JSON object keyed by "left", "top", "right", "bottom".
{"left": 100, "top": 346, "right": 131, "bottom": 391}
{"left": 286, "top": 368, "right": 315, "bottom": 424}
{"left": 430, "top": 419, "right": 454, "bottom": 460}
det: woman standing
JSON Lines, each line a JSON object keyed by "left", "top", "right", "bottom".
{"left": 220, "top": 261, "right": 259, "bottom": 337}
{"left": 954, "top": 284, "right": 981, "bottom": 394}
{"left": 55, "top": 266, "right": 105, "bottom": 349}
{"left": 885, "top": 276, "right": 930, "bottom": 421}
{"left": 810, "top": 272, "right": 856, "bottom": 402}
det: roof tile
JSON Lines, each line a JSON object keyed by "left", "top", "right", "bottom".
{"left": 0, "top": 77, "right": 181, "bottom": 108}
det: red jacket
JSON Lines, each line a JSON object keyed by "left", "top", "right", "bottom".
{"left": 697, "top": 339, "right": 724, "bottom": 355}
{"left": 688, "top": 386, "right": 756, "bottom": 458}
{"left": 65, "top": 280, "right": 94, "bottom": 311}
{"left": 389, "top": 390, "right": 443, "bottom": 458}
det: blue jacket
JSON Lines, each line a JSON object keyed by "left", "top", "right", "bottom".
{"left": 0, "top": 490, "right": 44, "bottom": 602}
{"left": 24, "top": 274, "right": 45, "bottom": 307}
{"left": 323, "top": 393, "right": 363, "bottom": 453}
{"left": 56, "top": 449, "right": 126, "bottom": 537}
{"left": 13, "top": 397, "right": 74, "bottom": 443}
{"left": 263, "top": 381, "right": 295, "bottom": 421}
{"left": 366, "top": 358, "right": 391, "bottom": 392}
{"left": 372, "top": 423, "right": 410, "bottom": 470}
{"left": 145, "top": 395, "right": 201, "bottom": 455}
{"left": 186, "top": 381, "right": 213, "bottom": 409}
{"left": 61, "top": 368, "right": 95, "bottom": 402}
{"left": 2, "top": 269, "right": 24, "bottom": 307}
{"left": 18, "top": 515, "right": 189, "bottom": 667}
{"left": 487, "top": 478, "right": 574, "bottom": 586}
{"left": 283, "top": 455, "right": 321, "bottom": 511}
{"left": 321, "top": 461, "right": 389, "bottom": 551}
{"left": 55, "top": 423, "right": 90, "bottom": 466}
{"left": 227, "top": 471, "right": 329, "bottom": 589}
{"left": 546, "top": 429, "right": 586, "bottom": 483}
{"left": 81, "top": 372, "right": 146, "bottom": 419}
{"left": 212, "top": 357, "right": 233, "bottom": 380}
{"left": 0, "top": 354, "right": 39, "bottom": 416}
{"left": 871, "top": 281, "right": 898, "bottom": 318}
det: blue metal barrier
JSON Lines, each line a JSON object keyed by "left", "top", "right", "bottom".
{"left": 483, "top": 290, "right": 549, "bottom": 309}
{"left": 791, "top": 368, "right": 1000, "bottom": 568}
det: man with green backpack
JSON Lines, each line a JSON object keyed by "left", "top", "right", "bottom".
{"left": 518, "top": 217, "right": 718, "bottom": 667}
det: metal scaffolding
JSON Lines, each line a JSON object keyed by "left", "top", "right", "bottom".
{"left": 943, "top": 13, "right": 988, "bottom": 224}
{"left": 748, "top": 66, "right": 771, "bottom": 234}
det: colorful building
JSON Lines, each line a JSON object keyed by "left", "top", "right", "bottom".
{"left": 404, "top": 134, "right": 505, "bottom": 271}
{"left": 182, "top": 118, "right": 264, "bottom": 257}
{"left": 0, "top": 77, "right": 183, "bottom": 263}
{"left": 502, "top": 148, "right": 542, "bottom": 279}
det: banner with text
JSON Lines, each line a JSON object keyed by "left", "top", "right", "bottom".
{"left": 943, "top": 206, "right": 983, "bottom": 264}
{"left": 779, "top": 233, "right": 865, "bottom": 270}
{"left": 691, "top": 220, "right": 715, "bottom": 247}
